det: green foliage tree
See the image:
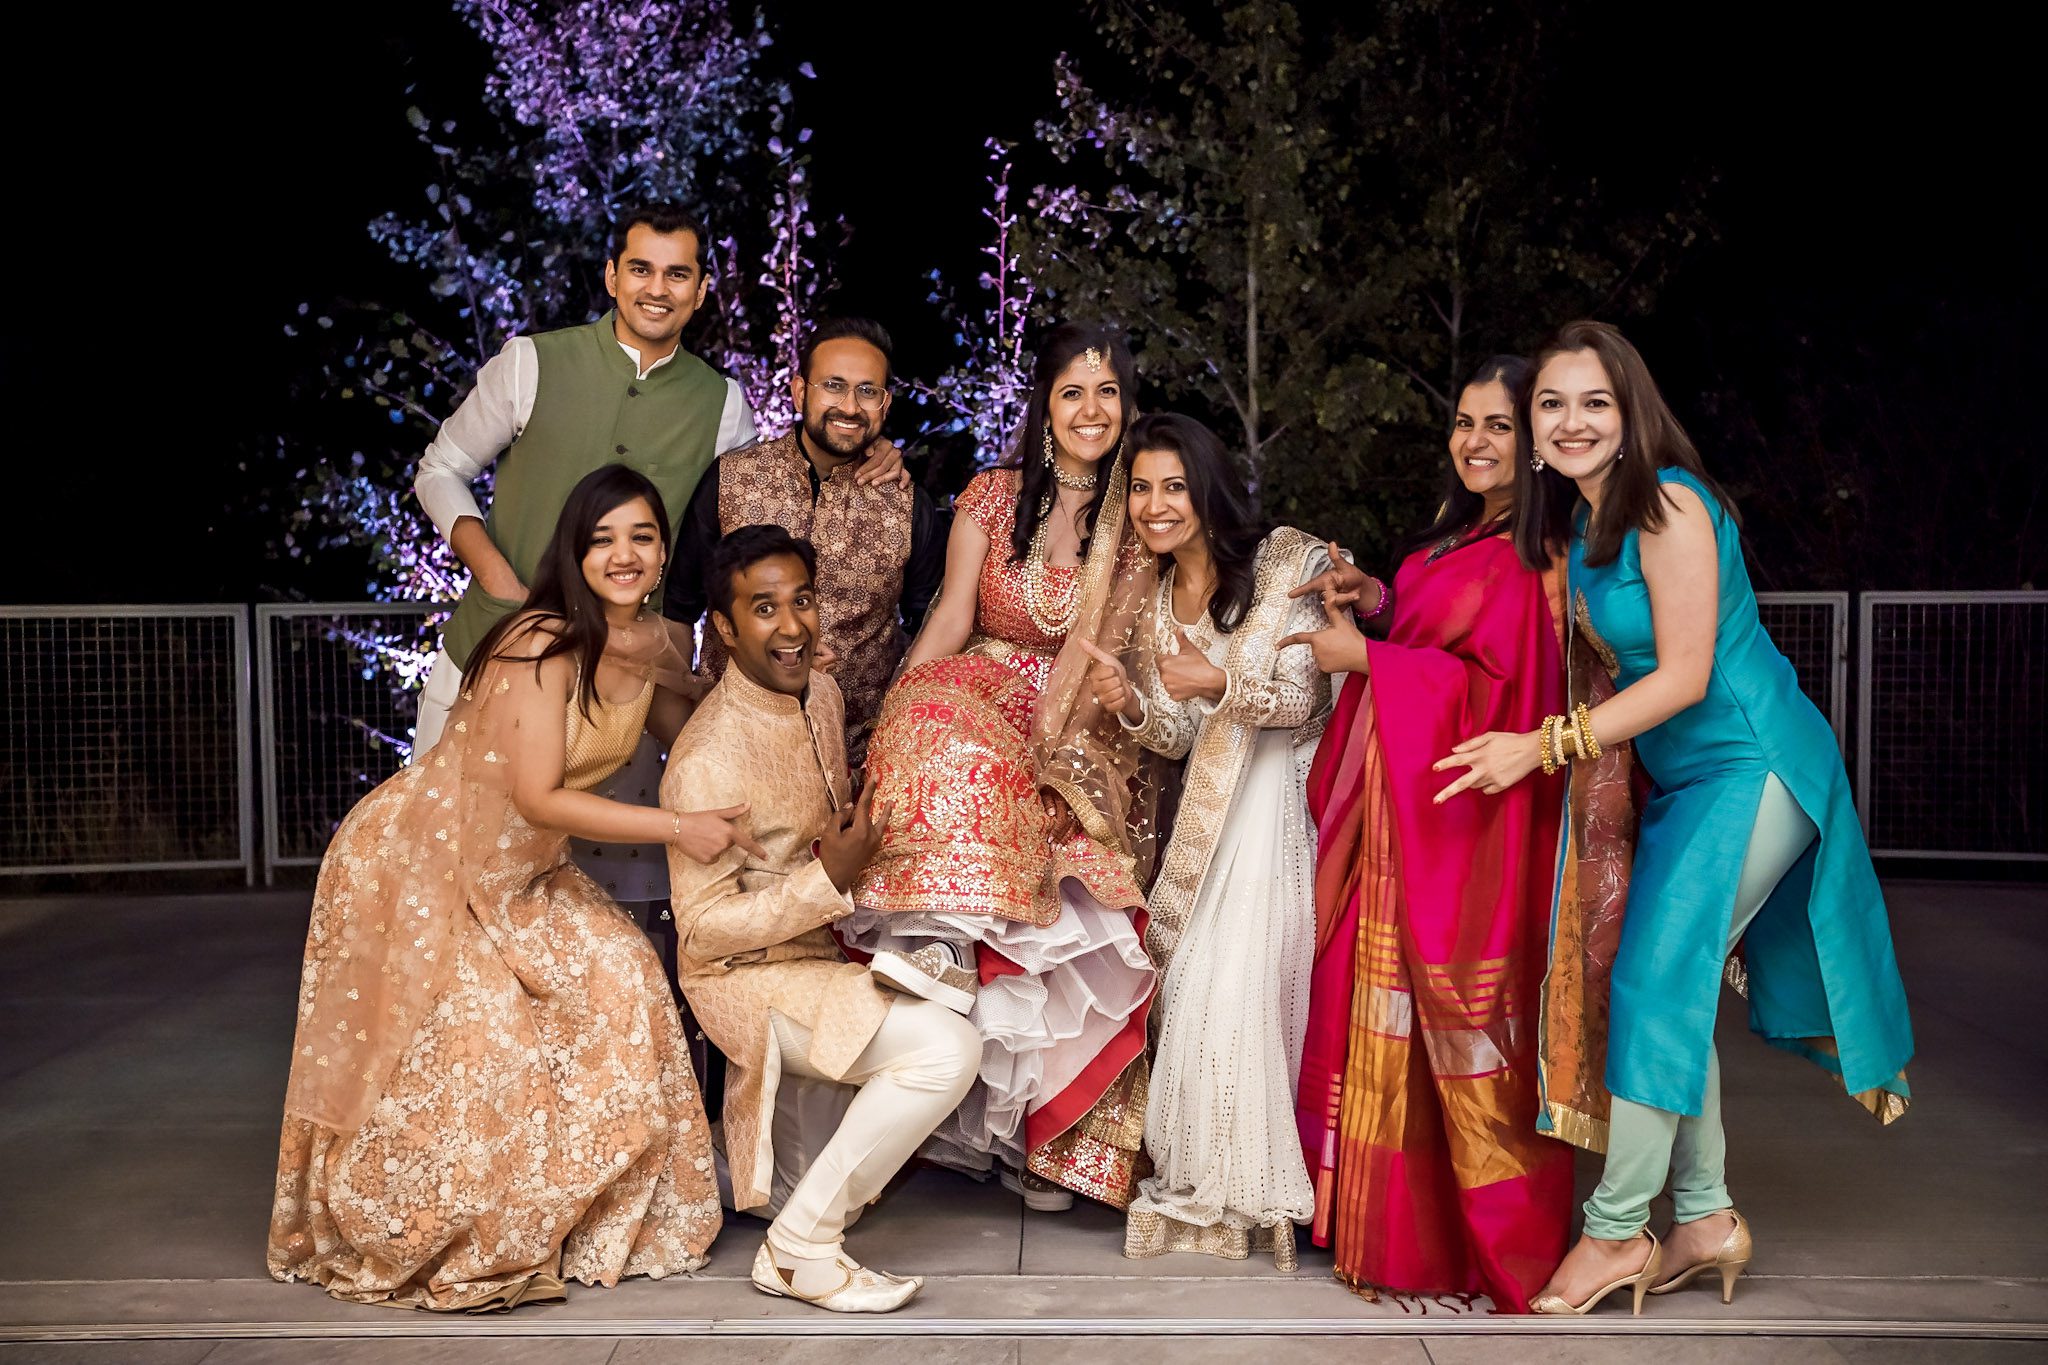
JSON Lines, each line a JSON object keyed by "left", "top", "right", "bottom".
{"left": 1024, "top": 0, "right": 1711, "bottom": 561}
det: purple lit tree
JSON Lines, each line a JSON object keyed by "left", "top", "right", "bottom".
{"left": 911, "top": 140, "right": 1036, "bottom": 467}
{"left": 270, "top": 0, "right": 837, "bottom": 623}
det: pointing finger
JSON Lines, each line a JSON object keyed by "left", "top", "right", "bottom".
{"left": 1432, "top": 770, "right": 1478, "bottom": 804}
{"left": 1077, "top": 640, "right": 1122, "bottom": 672}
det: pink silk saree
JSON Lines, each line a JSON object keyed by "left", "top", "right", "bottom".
{"left": 1295, "top": 532, "right": 1573, "bottom": 1312}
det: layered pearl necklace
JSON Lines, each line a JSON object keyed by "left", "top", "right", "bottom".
{"left": 1025, "top": 491, "right": 1085, "bottom": 636}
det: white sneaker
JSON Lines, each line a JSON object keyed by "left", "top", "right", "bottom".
{"left": 999, "top": 1162, "right": 1075, "bottom": 1212}
{"left": 871, "top": 941, "right": 978, "bottom": 1015}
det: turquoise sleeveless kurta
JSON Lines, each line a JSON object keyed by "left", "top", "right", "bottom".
{"left": 1572, "top": 467, "right": 1912, "bottom": 1119}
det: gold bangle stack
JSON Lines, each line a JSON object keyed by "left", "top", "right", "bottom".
{"left": 1572, "top": 703, "right": 1602, "bottom": 761}
{"left": 1538, "top": 717, "right": 1560, "bottom": 775}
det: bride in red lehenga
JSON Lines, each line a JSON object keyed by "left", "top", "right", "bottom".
{"left": 840, "top": 323, "right": 1162, "bottom": 1210}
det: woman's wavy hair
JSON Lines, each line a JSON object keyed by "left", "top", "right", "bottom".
{"left": 1124, "top": 413, "right": 1266, "bottom": 633}
{"left": 463, "top": 463, "right": 671, "bottom": 721}
{"left": 1513, "top": 320, "right": 1737, "bottom": 568}
{"left": 1004, "top": 321, "right": 1140, "bottom": 564}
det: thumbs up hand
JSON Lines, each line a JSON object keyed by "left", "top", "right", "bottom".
{"left": 1077, "top": 640, "right": 1140, "bottom": 722}
{"left": 1156, "top": 626, "right": 1227, "bottom": 704}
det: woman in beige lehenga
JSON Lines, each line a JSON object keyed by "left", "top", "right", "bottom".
{"left": 269, "top": 465, "right": 757, "bottom": 1311}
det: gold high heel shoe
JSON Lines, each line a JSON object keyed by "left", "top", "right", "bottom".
{"left": 1529, "top": 1231, "right": 1662, "bottom": 1317}
{"left": 1648, "top": 1209, "right": 1753, "bottom": 1304}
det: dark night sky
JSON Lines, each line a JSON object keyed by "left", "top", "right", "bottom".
{"left": 5, "top": 2, "right": 2033, "bottom": 602}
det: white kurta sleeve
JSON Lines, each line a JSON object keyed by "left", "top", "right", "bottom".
{"left": 413, "top": 336, "right": 539, "bottom": 539}
{"left": 716, "top": 378, "right": 758, "bottom": 455}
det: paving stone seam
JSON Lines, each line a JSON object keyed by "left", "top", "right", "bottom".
{"left": 4, "top": 1319, "right": 2046, "bottom": 1343}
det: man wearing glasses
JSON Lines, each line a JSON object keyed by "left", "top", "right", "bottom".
{"left": 667, "top": 317, "right": 946, "bottom": 769}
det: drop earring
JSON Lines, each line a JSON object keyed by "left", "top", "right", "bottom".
{"left": 1531, "top": 452, "right": 1547, "bottom": 472}
{"left": 1042, "top": 426, "right": 1056, "bottom": 467}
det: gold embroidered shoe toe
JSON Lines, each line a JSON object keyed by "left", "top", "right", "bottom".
{"left": 870, "top": 942, "right": 978, "bottom": 1014}
{"left": 750, "top": 1242, "right": 924, "bottom": 1313}
{"left": 999, "top": 1162, "right": 1075, "bottom": 1212}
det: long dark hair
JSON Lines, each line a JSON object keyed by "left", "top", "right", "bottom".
{"left": 1514, "top": 320, "right": 1737, "bottom": 568}
{"left": 1006, "top": 322, "right": 1140, "bottom": 564}
{"left": 463, "top": 463, "right": 672, "bottom": 720}
{"left": 1401, "top": 354, "right": 1561, "bottom": 568}
{"left": 1124, "top": 413, "right": 1265, "bottom": 633}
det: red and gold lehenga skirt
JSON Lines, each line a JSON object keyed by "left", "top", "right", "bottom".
{"left": 847, "top": 637, "right": 1154, "bottom": 1207}
{"left": 1295, "top": 538, "right": 1575, "bottom": 1312}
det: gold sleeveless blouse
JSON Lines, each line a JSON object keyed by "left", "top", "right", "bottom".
{"left": 563, "top": 676, "right": 656, "bottom": 792}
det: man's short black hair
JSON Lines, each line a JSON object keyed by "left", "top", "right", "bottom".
{"left": 800, "top": 316, "right": 894, "bottom": 384}
{"left": 708, "top": 524, "right": 819, "bottom": 619}
{"left": 611, "top": 204, "right": 710, "bottom": 273}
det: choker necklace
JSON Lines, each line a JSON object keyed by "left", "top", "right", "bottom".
{"left": 1051, "top": 461, "right": 1097, "bottom": 492}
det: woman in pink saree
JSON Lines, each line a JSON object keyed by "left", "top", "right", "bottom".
{"left": 1284, "top": 357, "right": 1577, "bottom": 1311}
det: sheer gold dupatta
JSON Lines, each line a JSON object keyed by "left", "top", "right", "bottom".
{"left": 1029, "top": 450, "right": 1166, "bottom": 882}
{"left": 1536, "top": 587, "right": 1639, "bottom": 1153}
{"left": 283, "top": 617, "right": 685, "bottom": 1134}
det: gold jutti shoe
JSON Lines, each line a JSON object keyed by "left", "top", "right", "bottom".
{"left": 749, "top": 1243, "right": 923, "bottom": 1313}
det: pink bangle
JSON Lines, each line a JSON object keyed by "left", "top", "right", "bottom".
{"left": 1357, "top": 576, "right": 1390, "bottom": 621}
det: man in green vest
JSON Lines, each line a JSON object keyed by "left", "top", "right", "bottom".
{"left": 412, "top": 204, "right": 903, "bottom": 915}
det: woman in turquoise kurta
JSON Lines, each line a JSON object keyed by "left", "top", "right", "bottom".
{"left": 1434, "top": 321, "right": 1912, "bottom": 1317}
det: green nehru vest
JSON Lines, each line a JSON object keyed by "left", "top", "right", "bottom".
{"left": 443, "top": 312, "right": 728, "bottom": 670}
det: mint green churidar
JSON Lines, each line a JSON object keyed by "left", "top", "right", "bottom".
{"left": 441, "top": 313, "right": 728, "bottom": 670}
{"left": 1570, "top": 467, "right": 1913, "bottom": 1123}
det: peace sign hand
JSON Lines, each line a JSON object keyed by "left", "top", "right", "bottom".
{"left": 1277, "top": 586, "right": 1371, "bottom": 676}
{"left": 1078, "top": 640, "right": 1141, "bottom": 722}
{"left": 1429, "top": 730, "right": 1544, "bottom": 804}
{"left": 1287, "top": 541, "right": 1368, "bottom": 602}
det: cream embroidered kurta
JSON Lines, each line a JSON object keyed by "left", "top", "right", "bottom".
{"left": 661, "top": 665, "right": 893, "bottom": 1214}
{"left": 1123, "top": 528, "right": 1334, "bottom": 1260}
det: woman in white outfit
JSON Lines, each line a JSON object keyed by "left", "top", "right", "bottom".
{"left": 1081, "top": 413, "right": 1333, "bottom": 1268}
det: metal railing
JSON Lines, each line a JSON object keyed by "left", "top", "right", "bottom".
{"left": 0, "top": 606, "right": 253, "bottom": 880}
{"left": 1755, "top": 591, "right": 1850, "bottom": 750}
{"left": 1856, "top": 592, "right": 2047, "bottom": 863}
{"left": 255, "top": 603, "right": 445, "bottom": 881}
{"left": 3, "top": 592, "right": 2042, "bottom": 879}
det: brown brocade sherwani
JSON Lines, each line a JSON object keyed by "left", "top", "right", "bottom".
{"left": 660, "top": 664, "right": 893, "bottom": 1214}
{"left": 696, "top": 434, "right": 915, "bottom": 767}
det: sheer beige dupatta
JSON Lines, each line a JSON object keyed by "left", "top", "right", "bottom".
{"left": 1029, "top": 449, "right": 1167, "bottom": 883}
